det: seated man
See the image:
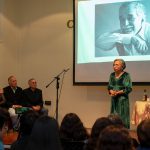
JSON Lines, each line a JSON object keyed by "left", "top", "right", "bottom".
{"left": 3, "top": 76, "right": 23, "bottom": 109}
{"left": 3, "top": 76, "right": 23, "bottom": 128}
{"left": 22, "top": 78, "right": 47, "bottom": 115}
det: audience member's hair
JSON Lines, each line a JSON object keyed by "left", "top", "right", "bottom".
{"left": 26, "top": 115, "right": 62, "bottom": 150}
{"left": 137, "top": 119, "right": 150, "bottom": 148}
{"left": 19, "top": 110, "right": 39, "bottom": 136}
{"left": 11, "top": 110, "right": 39, "bottom": 150}
{"left": 96, "top": 125, "right": 133, "bottom": 150}
{"left": 85, "top": 117, "right": 112, "bottom": 150}
{"left": 60, "top": 113, "right": 89, "bottom": 141}
{"left": 108, "top": 114, "right": 125, "bottom": 127}
{"left": 108, "top": 114, "right": 139, "bottom": 149}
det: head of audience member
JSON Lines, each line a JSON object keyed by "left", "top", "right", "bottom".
{"left": 85, "top": 117, "right": 112, "bottom": 150}
{"left": 60, "top": 113, "right": 89, "bottom": 141}
{"left": 113, "top": 59, "right": 126, "bottom": 73}
{"left": 8, "top": 75, "right": 17, "bottom": 89}
{"left": 108, "top": 114, "right": 125, "bottom": 127}
{"left": 96, "top": 125, "right": 134, "bottom": 150}
{"left": 108, "top": 114, "right": 139, "bottom": 148}
{"left": 119, "top": 2, "right": 145, "bottom": 34}
{"left": 19, "top": 110, "right": 39, "bottom": 137}
{"left": 26, "top": 116, "right": 62, "bottom": 150}
{"left": 137, "top": 119, "right": 150, "bottom": 148}
{"left": 91, "top": 117, "right": 112, "bottom": 139}
{"left": 28, "top": 78, "right": 37, "bottom": 91}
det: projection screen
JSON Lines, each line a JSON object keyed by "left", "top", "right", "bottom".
{"left": 73, "top": 0, "right": 150, "bottom": 85}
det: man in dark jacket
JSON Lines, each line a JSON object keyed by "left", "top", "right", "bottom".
{"left": 3, "top": 76, "right": 22, "bottom": 109}
{"left": 22, "top": 78, "right": 46, "bottom": 115}
{"left": 3, "top": 76, "right": 23, "bottom": 128}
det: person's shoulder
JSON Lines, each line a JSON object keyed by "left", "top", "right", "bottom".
{"left": 3, "top": 86, "right": 11, "bottom": 92}
{"left": 35, "top": 88, "right": 42, "bottom": 92}
{"left": 23, "top": 88, "right": 30, "bottom": 92}
{"left": 17, "top": 86, "right": 23, "bottom": 91}
{"left": 3, "top": 86, "right": 10, "bottom": 90}
{"left": 110, "top": 72, "right": 115, "bottom": 76}
{"left": 124, "top": 72, "right": 130, "bottom": 75}
{"left": 123, "top": 72, "right": 131, "bottom": 78}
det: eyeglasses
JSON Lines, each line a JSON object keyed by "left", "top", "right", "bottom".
{"left": 31, "top": 82, "right": 37, "bottom": 84}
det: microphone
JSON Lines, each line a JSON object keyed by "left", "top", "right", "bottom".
{"left": 64, "top": 68, "right": 70, "bottom": 72}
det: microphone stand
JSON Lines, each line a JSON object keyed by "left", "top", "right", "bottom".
{"left": 46, "top": 68, "right": 69, "bottom": 121}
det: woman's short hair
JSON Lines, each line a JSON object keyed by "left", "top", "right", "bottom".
{"left": 26, "top": 116, "right": 62, "bottom": 150}
{"left": 60, "top": 113, "right": 89, "bottom": 141}
{"left": 96, "top": 125, "right": 133, "bottom": 150}
{"left": 114, "top": 59, "right": 126, "bottom": 70}
{"left": 137, "top": 119, "right": 150, "bottom": 147}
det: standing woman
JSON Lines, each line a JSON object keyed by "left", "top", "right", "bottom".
{"left": 108, "top": 59, "right": 132, "bottom": 129}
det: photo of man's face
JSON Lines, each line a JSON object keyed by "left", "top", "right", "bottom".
{"left": 119, "top": 4, "right": 144, "bottom": 34}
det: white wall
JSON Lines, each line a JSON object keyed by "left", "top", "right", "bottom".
{"left": 0, "top": 0, "right": 150, "bottom": 129}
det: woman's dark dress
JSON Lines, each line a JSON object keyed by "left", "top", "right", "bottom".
{"left": 108, "top": 72, "right": 132, "bottom": 128}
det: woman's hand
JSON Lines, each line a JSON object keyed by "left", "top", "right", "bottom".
{"left": 109, "top": 90, "right": 124, "bottom": 96}
{"left": 109, "top": 90, "right": 117, "bottom": 96}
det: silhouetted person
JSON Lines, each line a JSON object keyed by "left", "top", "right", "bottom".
{"left": 96, "top": 125, "right": 134, "bottom": 150}
{"left": 137, "top": 119, "right": 150, "bottom": 150}
{"left": 11, "top": 110, "right": 39, "bottom": 150}
{"left": 26, "top": 116, "right": 62, "bottom": 150}
{"left": 60, "top": 113, "right": 89, "bottom": 150}
{"left": 85, "top": 117, "right": 112, "bottom": 150}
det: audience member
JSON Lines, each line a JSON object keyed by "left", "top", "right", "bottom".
{"left": 0, "top": 88, "right": 5, "bottom": 107}
{"left": 22, "top": 78, "right": 47, "bottom": 115}
{"left": 3, "top": 76, "right": 23, "bottom": 128}
{"left": 60, "top": 113, "right": 89, "bottom": 150}
{"left": 26, "top": 115, "right": 62, "bottom": 150}
{"left": 11, "top": 110, "right": 39, "bottom": 150}
{"left": 108, "top": 113, "right": 139, "bottom": 148}
{"left": 0, "top": 108, "right": 10, "bottom": 150}
{"left": 96, "top": 125, "right": 134, "bottom": 150}
{"left": 108, "top": 113, "right": 125, "bottom": 127}
{"left": 84, "top": 117, "right": 112, "bottom": 150}
{"left": 137, "top": 119, "right": 150, "bottom": 150}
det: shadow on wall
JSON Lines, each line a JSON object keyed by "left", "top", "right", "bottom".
{"left": 2, "top": 0, "right": 73, "bottom": 27}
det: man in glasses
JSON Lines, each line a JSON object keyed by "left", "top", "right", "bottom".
{"left": 22, "top": 78, "right": 44, "bottom": 114}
